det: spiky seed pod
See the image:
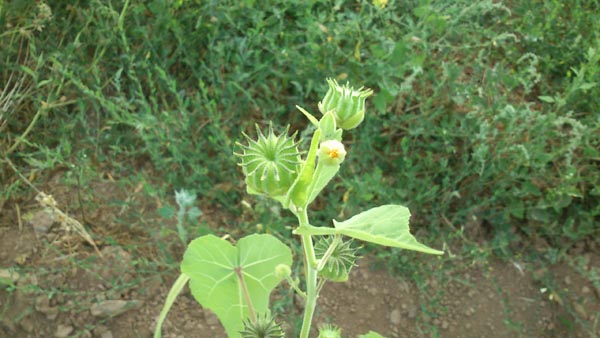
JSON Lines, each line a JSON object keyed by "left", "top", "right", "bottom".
{"left": 235, "top": 124, "right": 302, "bottom": 198}
{"left": 317, "top": 324, "right": 342, "bottom": 338}
{"left": 315, "top": 236, "right": 361, "bottom": 282}
{"left": 240, "top": 313, "right": 284, "bottom": 338}
{"left": 318, "top": 78, "right": 373, "bottom": 130}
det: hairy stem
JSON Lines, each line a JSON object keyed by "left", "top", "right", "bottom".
{"left": 298, "top": 209, "right": 318, "bottom": 338}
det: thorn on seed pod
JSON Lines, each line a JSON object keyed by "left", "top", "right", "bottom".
{"left": 318, "top": 78, "right": 373, "bottom": 130}
{"left": 315, "top": 236, "right": 361, "bottom": 282}
{"left": 234, "top": 124, "right": 302, "bottom": 198}
{"left": 240, "top": 313, "right": 284, "bottom": 338}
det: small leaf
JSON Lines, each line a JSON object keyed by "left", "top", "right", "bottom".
{"left": 296, "top": 105, "right": 319, "bottom": 126}
{"left": 578, "top": 82, "right": 597, "bottom": 90}
{"left": 186, "top": 206, "right": 203, "bottom": 220}
{"left": 538, "top": 95, "right": 555, "bottom": 103}
{"left": 287, "top": 129, "right": 321, "bottom": 208}
{"left": 358, "top": 331, "right": 387, "bottom": 338}
{"left": 181, "top": 234, "right": 293, "bottom": 338}
{"left": 319, "top": 112, "right": 338, "bottom": 141}
{"left": 306, "top": 162, "right": 340, "bottom": 205}
{"left": 157, "top": 205, "right": 175, "bottom": 219}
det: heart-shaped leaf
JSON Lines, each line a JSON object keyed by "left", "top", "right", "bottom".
{"left": 181, "top": 234, "right": 292, "bottom": 338}
{"left": 295, "top": 204, "right": 443, "bottom": 255}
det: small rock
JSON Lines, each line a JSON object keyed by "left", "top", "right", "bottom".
{"left": 90, "top": 300, "right": 141, "bottom": 317}
{"left": 100, "top": 331, "right": 114, "bottom": 338}
{"left": 205, "top": 311, "right": 220, "bottom": 326}
{"left": 582, "top": 286, "right": 591, "bottom": 294}
{"left": 573, "top": 303, "right": 588, "bottom": 320}
{"left": 564, "top": 276, "right": 572, "bottom": 286}
{"left": 390, "top": 309, "right": 402, "bottom": 326}
{"left": 407, "top": 305, "right": 418, "bottom": 319}
{"left": 441, "top": 321, "right": 449, "bottom": 329}
{"left": 28, "top": 209, "right": 56, "bottom": 235}
{"left": 36, "top": 295, "right": 60, "bottom": 320}
{"left": 55, "top": 324, "right": 73, "bottom": 338}
{"left": 44, "top": 307, "right": 59, "bottom": 320}
{"left": 19, "top": 316, "right": 35, "bottom": 333}
{"left": 0, "top": 268, "right": 20, "bottom": 284}
{"left": 92, "top": 325, "right": 109, "bottom": 336}
{"left": 142, "top": 276, "right": 162, "bottom": 298}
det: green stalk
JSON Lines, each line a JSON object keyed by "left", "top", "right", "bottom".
{"left": 298, "top": 209, "right": 318, "bottom": 338}
{"left": 154, "top": 274, "right": 190, "bottom": 338}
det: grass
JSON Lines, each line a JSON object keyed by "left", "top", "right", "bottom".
{"left": 1, "top": 0, "right": 599, "bottom": 336}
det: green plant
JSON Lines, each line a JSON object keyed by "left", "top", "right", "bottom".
{"left": 154, "top": 79, "right": 442, "bottom": 338}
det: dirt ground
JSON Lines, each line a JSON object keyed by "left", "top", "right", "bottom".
{"left": 1, "top": 178, "right": 599, "bottom": 338}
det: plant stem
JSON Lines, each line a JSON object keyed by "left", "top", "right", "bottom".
{"left": 298, "top": 209, "right": 318, "bottom": 338}
{"left": 153, "top": 274, "right": 190, "bottom": 338}
{"left": 235, "top": 267, "right": 256, "bottom": 322}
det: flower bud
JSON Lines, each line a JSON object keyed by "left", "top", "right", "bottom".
{"left": 318, "top": 78, "right": 373, "bottom": 130}
{"left": 235, "top": 124, "right": 301, "bottom": 198}
{"left": 274, "top": 264, "right": 291, "bottom": 279}
{"left": 317, "top": 140, "right": 346, "bottom": 166}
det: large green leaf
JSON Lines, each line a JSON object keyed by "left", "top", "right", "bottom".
{"left": 181, "top": 234, "right": 292, "bottom": 338}
{"left": 295, "top": 205, "right": 443, "bottom": 255}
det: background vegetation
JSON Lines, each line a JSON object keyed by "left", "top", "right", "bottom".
{"left": 1, "top": 0, "right": 599, "bottom": 334}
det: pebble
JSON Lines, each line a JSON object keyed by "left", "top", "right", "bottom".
{"left": 390, "top": 309, "right": 402, "bottom": 326}
{"left": 407, "top": 305, "right": 418, "bottom": 319}
{"left": 0, "top": 268, "right": 20, "bottom": 283}
{"left": 100, "top": 331, "right": 114, "bottom": 338}
{"left": 55, "top": 324, "right": 73, "bottom": 338}
{"left": 90, "top": 300, "right": 141, "bottom": 317}
{"left": 204, "top": 311, "right": 220, "bottom": 326}
{"left": 29, "top": 209, "right": 56, "bottom": 235}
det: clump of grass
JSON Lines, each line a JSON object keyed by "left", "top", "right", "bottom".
{"left": 1, "top": 0, "right": 598, "bottom": 262}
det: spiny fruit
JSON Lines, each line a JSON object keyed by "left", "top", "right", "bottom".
{"left": 235, "top": 124, "right": 301, "bottom": 198}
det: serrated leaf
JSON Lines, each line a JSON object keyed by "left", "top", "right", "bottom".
{"left": 295, "top": 205, "right": 443, "bottom": 255}
{"left": 181, "top": 234, "right": 292, "bottom": 338}
{"left": 333, "top": 205, "right": 442, "bottom": 254}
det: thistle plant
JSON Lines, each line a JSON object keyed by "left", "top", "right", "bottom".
{"left": 154, "top": 78, "right": 443, "bottom": 338}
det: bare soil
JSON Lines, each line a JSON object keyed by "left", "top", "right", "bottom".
{"left": 1, "top": 178, "right": 598, "bottom": 338}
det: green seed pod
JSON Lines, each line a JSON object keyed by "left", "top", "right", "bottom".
{"left": 240, "top": 313, "right": 284, "bottom": 338}
{"left": 318, "top": 78, "right": 374, "bottom": 130}
{"left": 318, "top": 324, "right": 342, "bottom": 338}
{"left": 235, "top": 124, "right": 301, "bottom": 198}
{"left": 274, "top": 264, "right": 292, "bottom": 279}
{"left": 315, "top": 236, "right": 361, "bottom": 282}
